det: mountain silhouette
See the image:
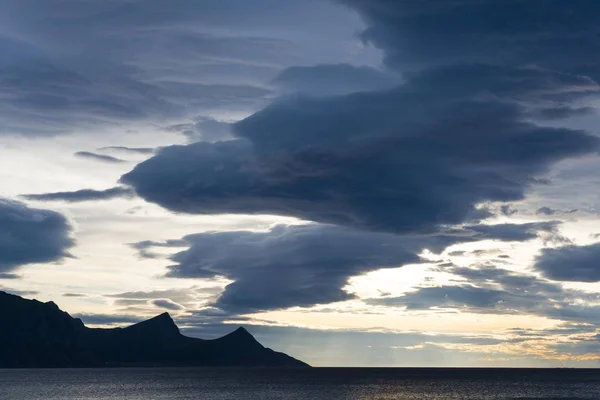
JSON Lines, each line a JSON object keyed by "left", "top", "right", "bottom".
{"left": 0, "top": 291, "right": 308, "bottom": 368}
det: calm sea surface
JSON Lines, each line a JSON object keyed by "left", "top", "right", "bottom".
{"left": 1, "top": 368, "right": 599, "bottom": 399}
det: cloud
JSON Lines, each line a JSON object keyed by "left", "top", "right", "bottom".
{"left": 343, "top": 0, "right": 600, "bottom": 79}
{"left": 500, "top": 205, "right": 517, "bottom": 216}
{"left": 165, "top": 117, "right": 234, "bottom": 142}
{"left": 273, "top": 63, "right": 401, "bottom": 96}
{"left": 98, "top": 146, "right": 156, "bottom": 155}
{"left": 536, "top": 207, "right": 578, "bottom": 216}
{"left": 75, "top": 151, "right": 127, "bottom": 164}
{"left": 136, "top": 222, "right": 557, "bottom": 313}
{"left": 151, "top": 299, "right": 184, "bottom": 311}
{"left": 106, "top": 286, "right": 221, "bottom": 309}
{"left": 164, "top": 224, "right": 423, "bottom": 312}
{"left": 466, "top": 222, "right": 560, "bottom": 242}
{"left": 74, "top": 313, "right": 144, "bottom": 326}
{"left": 535, "top": 243, "right": 600, "bottom": 282}
{"left": 22, "top": 186, "right": 135, "bottom": 202}
{"left": 391, "top": 285, "right": 508, "bottom": 310}
{"left": 62, "top": 293, "right": 87, "bottom": 298}
{"left": 130, "top": 239, "right": 188, "bottom": 259}
{"left": 0, "top": 273, "right": 21, "bottom": 280}
{"left": 120, "top": 0, "right": 600, "bottom": 319}
{"left": 371, "top": 263, "right": 600, "bottom": 327}
{"left": 0, "top": 0, "right": 363, "bottom": 135}
{"left": 0, "top": 199, "right": 74, "bottom": 273}
{"left": 120, "top": 0, "right": 600, "bottom": 237}
{"left": 537, "top": 207, "right": 557, "bottom": 216}
{"left": 0, "top": 289, "right": 39, "bottom": 297}
{"left": 122, "top": 83, "right": 598, "bottom": 234}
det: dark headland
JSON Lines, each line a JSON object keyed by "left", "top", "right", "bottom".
{"left": 0, "top": 291, "right": 308, "bottom": 368}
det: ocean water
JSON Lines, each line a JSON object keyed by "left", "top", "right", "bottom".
{"left": 0, "top": 368, "right": 599, "bottom": 399}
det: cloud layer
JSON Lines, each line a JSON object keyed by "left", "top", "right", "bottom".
{"left": 0, "top": 0, "right": 370, "bottom": 136}
{"left": 0, "top": 199, "right": 74, "bottom": 272}
{"left": 23, "top": 187, "right": 135, "bottom": 203}
{"left": 117, "top": 0, "right": 600, "bottom": 319}
{"left": 123, "top": 82, "right": 598, "bottom": 234}
{"left": 135, "top": 222, "right": 558, "bottom": 313}
{"left": 535, "top": 243, "right": 600, "bottom": 282}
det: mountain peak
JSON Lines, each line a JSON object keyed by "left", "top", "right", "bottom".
{"left": 218, "top": 326, "right": 263, "bottom": 348}
{"left": 155, "top": 312, "right": 173, "bottom": 320}
{"left": 124, "top": 311, "right": 180, "bottom": 338}
{"left": 233, "top": 326, "right": 251, "bottom": 335}
{"left": 227, "top": 326, "right": 254, "bottom": 339}
{"left": 45, "top": 301, "right": 59, "bottom": 310}
{"left": 0, "top": 292, "right": 308, "bottom": 368}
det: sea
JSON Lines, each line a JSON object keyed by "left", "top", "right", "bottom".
{"left": 0, "top": 368, "right": 599, "bottom": 399}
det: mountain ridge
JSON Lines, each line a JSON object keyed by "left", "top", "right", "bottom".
{"left": 0, "top": 291, "right": 309, "bottom": 368}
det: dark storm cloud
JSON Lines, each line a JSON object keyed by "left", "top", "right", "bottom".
{"left": 0, "top": 199, "right": 74, "bottom": 273}
{"left": 136, "top": 222, "right": 556, "bottom": 313}
{"left": 122, "top": 86, "right": 598, "bottom": 234}
{"left": 273, "top": 64, "right": 401, "bottom": 96}
{"left": 165, "top": 224, "right": 423, "bottom": 312}
{"left": 121, "top": 7, "right": 600, "bottom": 231}
{"left": 75, "top": 152, "right": 127, "bottom": 164}
{"left": 535, "top": 243, "right": 600, "bottom": 282}
{"left": 22, "top": 186, "right": 135, "bottom": 203}
{"left": 342, "top": 0, "right": 600, "bottom": 79}
{"left": 118, "top": 0, "right": 600, "bottom": 318}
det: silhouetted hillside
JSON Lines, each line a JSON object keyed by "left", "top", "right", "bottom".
{"left": 0, "top": 291, "right": 308, "bottom": 368}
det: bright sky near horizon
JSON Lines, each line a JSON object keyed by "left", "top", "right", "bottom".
{"left": 3, "top": 0, "right": 600, "bottom": 367}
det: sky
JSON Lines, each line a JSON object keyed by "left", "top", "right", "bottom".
{"left": 3, "top": 0, "right": 600, "bottom": 367}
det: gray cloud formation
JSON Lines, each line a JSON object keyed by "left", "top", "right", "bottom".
{"left": 343, "top": 0, "right": 600, "bottom": 79}
{"left": 130, "top": 239, "right": 188, "bottom": 260}
{"left": 165, "top": 224, "right": 424, "bottom": 312}
{"left": 121, "top": 0, "right": 600, "bottom": 318}
{"left": 106, "top": 286, "right": 221, "bottom": 309}
{"left": 98, "top": 146, "right": 156, "bottom": 155}
{"left": 23, "top": 187, "right": 135, "bottom": 203}
{"left": 373, "top": 263, "right": 600, "bottom": 326}
{"left": 75, "top": 152, "right": 127, "bottom": 164}
{"left": 0, "top": 273, "right": 20, "bottom": 280}
{"left": 74, "top": 314, "right": 144, "bottom": 326}
{"left": 535, "top": 243, "right": 600, "bottom": 282}
{"left": 135, "top": 222, "right": 557, "bottom": 313}
{"left": 165, "top": 117, "right": 234, "bottom": 143}
{"left": 0, "top": 0, "right": 363, "bottom": 135}
{"left": 536, "top": 207, "right": 578, "bottom": 216}
{"left": 122, "top": 84, "right": 598, "bottom": 234}
{"left": 120, "top": 6, "right": 600, "bottom": 232}
{"left": 151, "top": 299, "right": 185, "bottom": 311}
{"left": 273, "top": 64, "right": 401, "bottom": 96}
{"left": 0, "top": 199, "right": 74, "bottom": 272}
